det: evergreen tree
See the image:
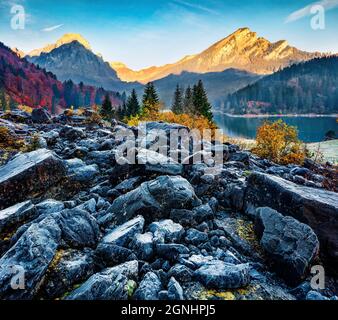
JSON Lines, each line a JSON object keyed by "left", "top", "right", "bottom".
{"left": 192, "top": 80, "right": 213, "bottom": 121}
{"left": 101, "top": 94, "right": 113, "bottom": 120}
{"left": 142, "top": 82, "right": 160, "bottom": 116}
{"left": 171, "top": 84, "right": 184, "bottom": 114}
{"left": 183, "top": 86, "right": 194, "bottom": 114}
{"left": 0, "top": 90, "right": 6, "bottom": 112}
{"left": 126, "top": 89, "right": 140, "bottom": 117}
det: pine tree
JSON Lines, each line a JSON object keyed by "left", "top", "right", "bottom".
{"left": 183, "top": 86, "right": 194, "bottom": 114}
{"left": 142, "top": 82, "right": 160, "bottom": 116}
{"left": 126, "top": 89, "right": 140, "bottom": 117}
{"left": 101, "top": 94, "right": 113, "bottom": 121}
{"left": 0, "top": 90, "right": 6, "bottom": 112}
{"left": 192, "top": 80, "right": 213, "bottom": 121}
{"left": 171, "top": 84, "right": 184, "bottom": 114}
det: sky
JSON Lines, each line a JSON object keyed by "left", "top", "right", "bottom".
{"left": 0, "top": 0, "right": 338, "bottom": 69}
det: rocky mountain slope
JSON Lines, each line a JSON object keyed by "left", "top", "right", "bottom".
{"left": 0, "top": 109, "right": 337, "bottom": 300}
{"left": 27, "top": 41, "right": 140, "bottom": 93}
{"left": 0, "top": 43, "right": 122, "bottom": 112}
{"left": 112, "top": 27, "right": 319, "bottom": 83}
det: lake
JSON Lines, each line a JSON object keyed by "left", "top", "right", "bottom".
{"left": 213, "top": 113, "right": 338, "bottom": 143}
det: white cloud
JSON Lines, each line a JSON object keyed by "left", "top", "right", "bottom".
{"left": 285, "top": 0, "right": 338, "bottom": 23}
{"left": 41, "top": 24, "right": 64, "bottom": 32}
{"left": 172, "top": 0, "right": 221, "bottom": 16}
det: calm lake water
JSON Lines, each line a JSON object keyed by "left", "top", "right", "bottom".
{"left": 213, "top": 113, "right": 338, "bottom": 143}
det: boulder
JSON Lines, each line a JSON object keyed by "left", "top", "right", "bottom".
{"left": 156, "top": 244, "right": 189, "bottom": 261}
{"left": 137, "top": 149, "right": 183, "bottom": 175}
{"left": 65, "top": 158, "right": 99, "bottom": 184}
{"left": 41, "top": 249, "right": 96, "bottom": 299}
{"left": 31, "top": 108, "right": 51, "bottom": 124}
{"left": 58, "top": 209, "right": 100, "bottom": 248}
{"left": 65, "top": 260, "right": 139, "bottom": 300}
{"left": 194, "top": 260, "right": 251, "bottom": 289}
{"left": 168, "top": 264, "right": 193, "bottom": 283}
{"left": 149, "top": 219, "right": 184, "bottom": 243}
{"left": 133, "top": 272, "right": 162, "bottom": 300}
{"left": 0, "top": 149, "right": 66, "bottom": 209}
{"left": 185, "top": 228, "right": 208, "bottom": 245}
{"left": 59, "top": 126, "right": 86, "bottom": 141}
{"left": 167, "top": 277, "right": 184, "bottom": 300}
{"left": 245, "top": 172, "right": 338, "bottom": 272}
{"left": 95, "top": 244, "right": 137, "bottom": 266}
{"left": 130, "top": 232, "right": 154, "bottom": 261}
{"left": 100, "top": 176, "right": 200, "bottom": 226}
{"left": 101, "top": 216, "right": 145, "bottom": 247}
{"left": 255, "top": 207, "right": 319, "bottom": 285}
{"left": 0, "top": 216, "right": 61, "bottom": 299}
{"left": 0, "top": 201, "right": 36, "bottom": 233}
{"left": 36, "top": 199, "right": 64, "bottom": 215}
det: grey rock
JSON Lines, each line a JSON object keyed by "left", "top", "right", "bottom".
{"left": 255, "top": 207, "right": 319, "bottom": 285}
{"left": 36, "top": 199, "right": 64, "bottom": 215}
{"left": 194, "top": 260, "right": 251, "bottom": 289}
{"left": 156, "top": 244, "right": 189, "bottom": 261}
{"left": 0, "top": 216, "right": 61, "bottom": 299}
{"left": 59, "top": 126, "right": 86, "bottom": 141}
{"left": 95, "top": 243, "right": 137, "bottom": 266}
{"left": 185, "top": 228, "right": 208, "bottom": 245}
{"left": 168, "top": 264, "right": 193, "bottom": 282}
{"left": 66, "top": 260, "right": 139, "bottom": 300}
{"left": 31, "top": 108, "right": 51, "bottom": 123}
{"left": 133, "top": 272, "right": 162, "bottom": 300}
{"left": 0, "top": 201, "right": 37, "bottom": 233}
{"left": 167, "top": 277, "right": 184, "bottom": 300}
{"left": 245, "top": 172, "right": 338, "bottom": 272}
{"left": 58, "top": 208, "right": 100, "bottom": 248}
{"left": 42, "top": 249, "right": 96, "bottom": 299}
{"left": 102, "top": 216, "right": 145, "bottom": 247}
{"left": 130, "top": 232, "right": 154, "bottom": 260}
{"left": 306, "top": 290, "right": 329, "bottom": 300}
{"left": 0, "top": 149, "right": 66, "bottom": 209}
{"left": 149, "top": 219, "right": 184, "bottom": 243}
{"left": 100, "top": 176, "right": 200, "bottom": 226}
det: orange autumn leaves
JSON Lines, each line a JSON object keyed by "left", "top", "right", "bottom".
{"left": 252, "top": 120, "right": 305, "bottom": 165}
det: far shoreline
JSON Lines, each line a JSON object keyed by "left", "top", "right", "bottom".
{"left": 213, "top": 111, "right": 338, "bottom": 118}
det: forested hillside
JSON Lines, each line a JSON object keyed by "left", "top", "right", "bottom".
{"left": 224, "top": 57, "right": 338, "bottom": 114}
{"left": 0, "top": 42, "right": 122, "bottom": 113}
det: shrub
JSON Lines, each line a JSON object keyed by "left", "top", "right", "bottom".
{"left": 252, "top": 120, "right": 305, "bottom": 165}
{"left": 0, "top": 126, "right": 25, "bottom": 151}
{"left": 84, "top": 112, "right": 103, "bottom": 125}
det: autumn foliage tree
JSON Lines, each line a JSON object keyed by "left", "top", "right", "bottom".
{"left": 252, "top": 120, "right": 305, "bottom": 165}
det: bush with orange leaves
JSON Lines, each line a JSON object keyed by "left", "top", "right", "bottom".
{"left": 127, "top": 110, "right": 225, "bottom": 141}
{"left": 252, "top": 120, "right": 305, "bottom": 165}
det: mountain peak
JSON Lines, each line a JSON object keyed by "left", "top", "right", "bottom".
{"left": 56, "top": 33, "right": 91, "bottom": 50}
{"left": 28, "top": 33, "right": 91, "bottom": 57}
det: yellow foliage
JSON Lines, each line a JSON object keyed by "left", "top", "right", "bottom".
{"left": 0, "top": 127, "right": 25, "bottom": 151}
{"left": 127, "top": 111, "right": 226, "bottom": 142}
{"left": 18, "top": 105, "right": 33, "bottom": 114}
{"left": 252, "top": 120, "right": 305, "bottom": 165}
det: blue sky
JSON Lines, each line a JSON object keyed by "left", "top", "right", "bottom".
{"left": 0, "top": 0, "right": 338, "bottom": 69}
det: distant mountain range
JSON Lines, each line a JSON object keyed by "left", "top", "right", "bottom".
{"left": 224, "top": 56, "right": 338, "bottom": 115}
{"left": 0, "top": 42, "right": 122, "bottom": 112}
{"left": 112, "top": 27, "right": 320, "bottom": 83}
{"left": 6, "top": 28, "right": 336, "bottom": 114}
